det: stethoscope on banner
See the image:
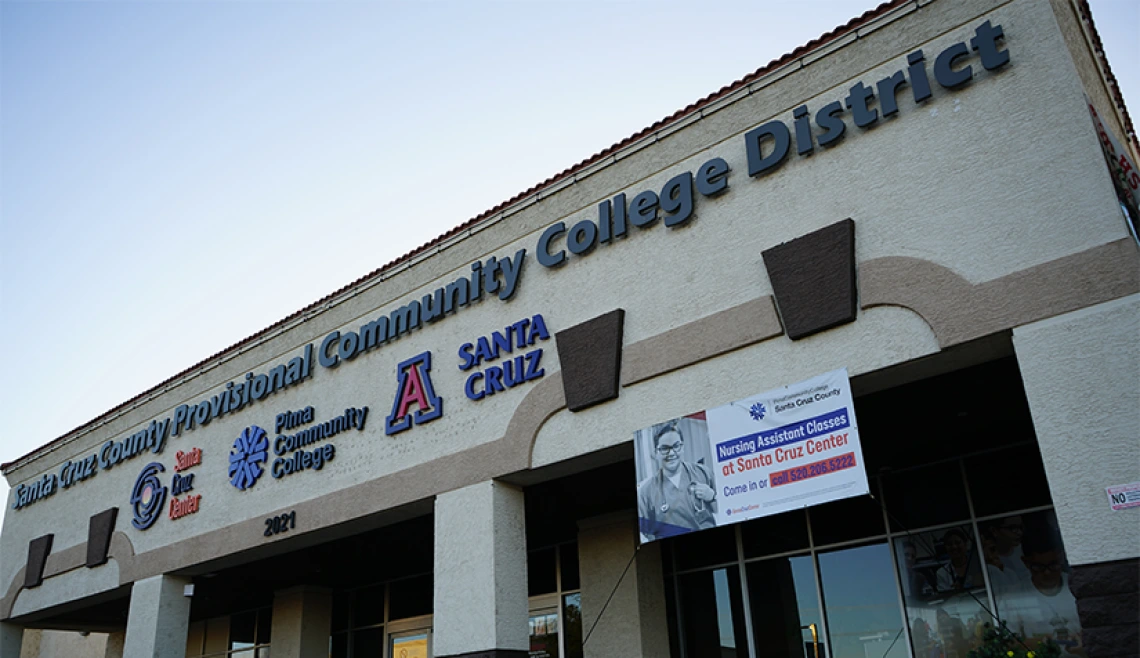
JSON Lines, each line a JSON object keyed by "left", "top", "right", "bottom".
{"left": 656, "top": 463, "right": 705, "bottom": 515}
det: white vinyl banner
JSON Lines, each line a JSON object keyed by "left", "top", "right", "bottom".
{"left": 636, "top": 368, "right": 868, "bottom": 543}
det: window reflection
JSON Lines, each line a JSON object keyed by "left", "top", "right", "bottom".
{"left": 817, "top": 543, "right": 906, "bottom": 658}
{"left": 982, "top": 510, "right": 1083, "bottom": 655}
{"left": 562, "top": 593, "right": 583, "bottom": 658}
{"left": 894, "top": 525, "right": 986, "bottom": 657}
{"left": 884, "top": 462, "right": 969, "bottom": 530}
{"left": 677, "top": 566, "right": 750, "bottom": 658}
{"left": 740, "top": 510, "right": 809, "bottom": 559}
{"left": 529, "top": 610, "right": 560, "bottom": 658}
{"left": 747, "top": 555, "right": 823, "bottom": 658}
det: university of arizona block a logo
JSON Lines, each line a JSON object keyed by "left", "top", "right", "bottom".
{"left": 385, "top": 351, "right": 443, "bottom": 436}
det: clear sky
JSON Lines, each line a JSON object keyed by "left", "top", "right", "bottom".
{"left": 1, "top": 0, "right": 1137, "bottom": 532}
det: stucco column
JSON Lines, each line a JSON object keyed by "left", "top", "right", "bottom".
{"left": 1013, "top": 294, "right": 1140, "bottom": 656}
{"left": 1, "top": 622, "right": 24, "bottom": 657}
{"left": 577, "top": 512, "right": 669, "bottom": 658}
{"left": 433, "top": 480, "right": 528, "bottom": 658}
{"left": 123, "top": 575, "right": 191, "bottom": 658}
{"left": 269, "top": 586, "right": 332, "bottom": 658}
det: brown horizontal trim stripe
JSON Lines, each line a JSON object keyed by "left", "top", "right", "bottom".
{"left": 860, "top": 238, "right": 1140, "bottom": 348}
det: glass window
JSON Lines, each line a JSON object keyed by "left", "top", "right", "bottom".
{"left": 677, "top": 566, "right": 750, "bottom": 658}
{"left": 529, "top": 610, "right": 560, "bottom": 658}
{"left": 672, "top": 524, "right": 739, "bottom": 571}
{"left": 562, "top": 593, "right": 584, "bottom": 658}
{"left": 560, "top": 543, "right": 580, "bottom": 591}
{"left": 965, "top": 445, "right": 1052, "bottom": 517}
{"left": 330, "top": 633, "right": 348, "bottom": 658}
{"left": 351, "top": 627, "right": 384, "bottom": 655}
{"left": 884, "top": 462, "right": 969, "bottom": 531}
{"left": 255, "top": 608, "right": 271, "bottom": 645}
{"left": 893, "top": 526, "right": 987, "bottom": 657}
{"left": 352, "top": 585, "right": 384, "bottom": 627}
{"left": 817, "top": 543, "right": 906, "bottom": 658}
{"left": 665, "top": 576, "right": 683, "bottom": 658}
{"left": 746, "top": 555, "right": 822, "bottom": 658}
{"left": 390, "top": 632, "right": 430, "bottom": 658}
{"left": 529, "top": 547, "right": 558, "bottom": 596}
{"left": 809, "top": 479, "right": 884, "bottom": 546}
{"left": 740, "top": 510, "right": 809, "bottom": 558}
{"left": 389, "top": 574, "right": 432, "bottom": 620}
{"left": 984, "top": 510, "right": 1083, "bottom": 652}
{"left": 229, "top": 611, "right": 257, "bottom": 650}
{"left": 331, "top": 592, "right": 350, "bottom": 633}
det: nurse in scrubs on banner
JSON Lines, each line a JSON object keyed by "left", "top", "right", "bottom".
{"left": 637, "top": 420, "right": 718, "bottom": 542}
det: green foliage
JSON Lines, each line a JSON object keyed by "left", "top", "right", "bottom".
{"left": 967, "top": 624, "right": 1062, "bottom": 658}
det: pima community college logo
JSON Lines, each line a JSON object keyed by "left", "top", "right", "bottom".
{"left": 130, "top": 462, "right": 168, "bottom": 530}
{"left": 385, "top": 351, "right": 443, "bottom": 436}
{"left": 749, "top": 403, "right": 767, "bottom": 421}
{"left": 229, "top": 425, "right": 269, "bottom": 491}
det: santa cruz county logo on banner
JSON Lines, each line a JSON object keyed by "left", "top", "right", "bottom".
{"left": 130, "top": 462, "right": 168, "bottom": 530}
{"left": 229, "top": 425, "right": 269, "bottom": 491}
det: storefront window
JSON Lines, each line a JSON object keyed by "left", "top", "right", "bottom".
{"left": 527, "top": 541, "right": 583, "bottom": 658}
{"left": 746, "top": 555, "right": 821, "bottom": 658}
{"left": 817, "top": 543, "right": 907, "bottom": 658}
{"left": 672, "top": 524, "right": 739, "bottom": 571}
{"left": 676, "top": 566, "right": 749, "bottom": 658}
{"left": 894, "top": 525, "right": 988, "bottom": 657}
{"left": 562, "top": 593, "right": 583, "bottom": 658}
{"left": 529, "top": 610, "right": 560, "bottom": 658}
{"left": 329, "top": 572, "right": 432, "bottom": 657}
{"left": 663, "top": 437, "right": 1072, "bottom": 658}
{"left": 809, "top": 479, "right": 885, "bottom": 546}
{"left": 964, "top": 445, "right": 1052, "bottom": 517}
{"left": 740, "top": 510, "right": 809, "bottom": 558}
{"left": 982, "top": 510, "right": 1082, "bottom": 654}
{"left": 529, "top": 547, "right": 559, "bottom": 596}
{"left": 389, "top": 575, "right": 432, "bottom": 620}
{"left": 187, "top": 607, "right": 272, "bottom": 658}
{"left": 884, "top": 461, "right": 970, "bottom": 530}
{"left": 351, "top": 627, "right": 384, "bottom": 655}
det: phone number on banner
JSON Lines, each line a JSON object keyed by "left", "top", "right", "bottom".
{"left": 770, "top": 452, "right": 857, "bottom": 487}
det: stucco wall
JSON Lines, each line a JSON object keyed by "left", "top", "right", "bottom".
{"left": 1013, "top": 294, "right": 1140, "bottom": 566}
{"left": 2, "top": 0, "right": 1134, "bottom": 622}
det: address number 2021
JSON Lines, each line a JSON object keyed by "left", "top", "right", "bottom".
{"left": 265, "top": 511, "right": 297, "bottom": 537}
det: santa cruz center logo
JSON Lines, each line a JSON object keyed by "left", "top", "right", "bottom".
{"left": 229, "top": 425, "right": 269, "bottom": 491}
{"left": 130, "top": 462, "right": 167, "bottom": 530}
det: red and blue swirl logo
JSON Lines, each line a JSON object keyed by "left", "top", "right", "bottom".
{"left": 130, "top": 462, "right": 168, "bottom": 530}
{"left": 229, "top": 425, "right": 269, "bottom": 491}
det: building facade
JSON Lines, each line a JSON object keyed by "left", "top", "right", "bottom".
{"left": 2, "top": 0, "right": 1138, "bottom": 657}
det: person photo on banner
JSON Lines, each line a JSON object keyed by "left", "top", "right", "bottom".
{"left": 636, "top": 418, "right": 717, "bottom": 541}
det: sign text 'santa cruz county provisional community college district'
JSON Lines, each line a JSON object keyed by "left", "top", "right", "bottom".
{"left": 12, "top": 20, "right": 1009, "bottom": 512}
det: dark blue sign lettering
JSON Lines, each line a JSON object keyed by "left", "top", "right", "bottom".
{"left": 459, "top": 315, "right": 551, "bottom": 401}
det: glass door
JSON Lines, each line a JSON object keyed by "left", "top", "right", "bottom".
{"left": 529, "top": 605, "right": 560, "bottom": 658}
{"left": 389, "top": 630, "right": 429, "bottom": 658}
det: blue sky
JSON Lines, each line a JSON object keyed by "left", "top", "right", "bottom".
{"left": 1, "top": 0, "right": 1137, "bottom": 529}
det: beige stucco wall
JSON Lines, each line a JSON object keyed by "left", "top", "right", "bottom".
{"left": 1013, "top": 294, "right": 1140, "bottom": 566}
{"left": 1, "top": 0, "right": 1134, "bottom": 627}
